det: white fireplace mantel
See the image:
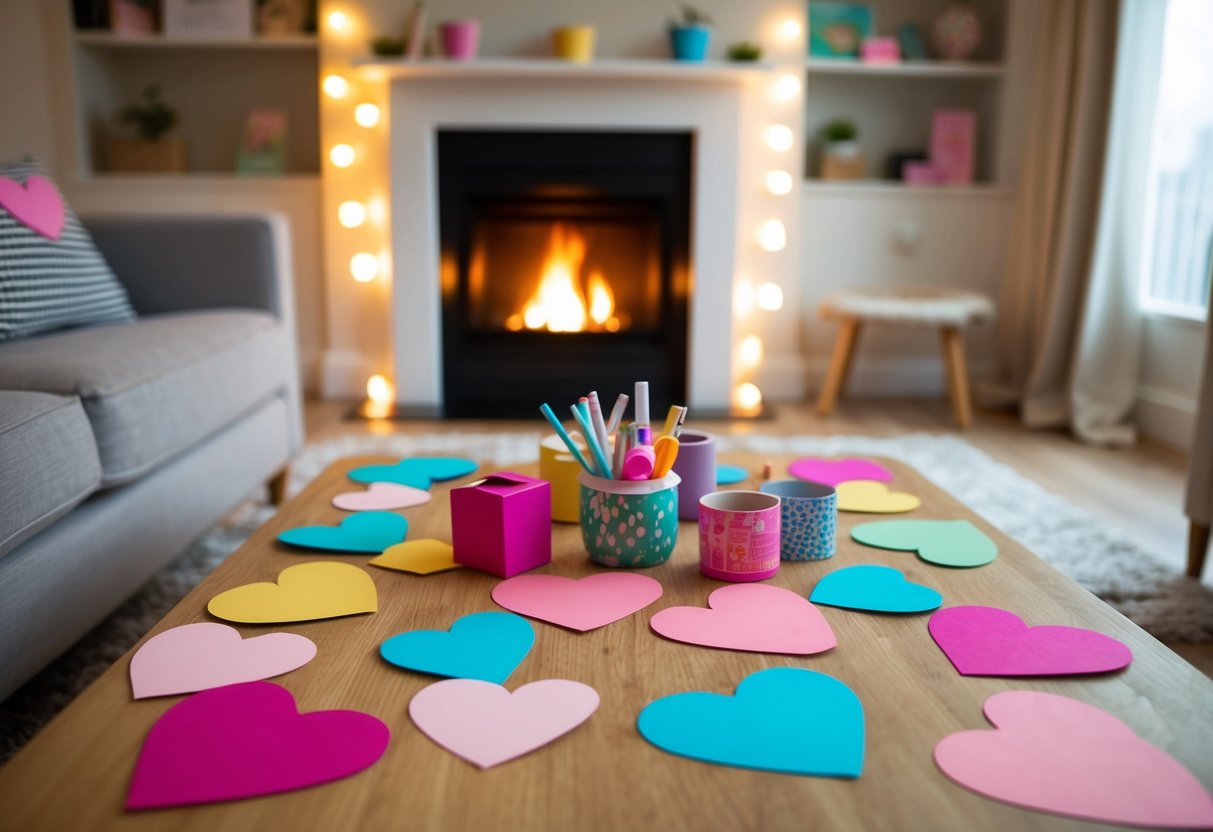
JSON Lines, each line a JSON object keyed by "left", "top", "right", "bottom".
{"left": 378, "top": 60, "right": 768, "bottom": 412}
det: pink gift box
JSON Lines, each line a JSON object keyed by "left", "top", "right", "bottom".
{"left": 860, "top": 37, "right": 900, "bottom": 64}
{"left": 903, "top": 161, "right": 946, "bottom": 185}
{"left": 451, "top": 472, "right": 551, "bottom": 577}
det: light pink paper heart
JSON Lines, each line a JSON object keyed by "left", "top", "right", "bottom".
{"left": 788, "top": 457, "right": 893, "bottom": 486}
{"left": 0, "top": 175, "right": 66, "bottom": 241}
{"left": 649, "top": 584, "right": 836, "bottom": 655}
{"left": 409, "top": 678, "right": 599, "bottom": 769}
{"left": 929, "top": 606, "right": 1132, "bottom": 677}
{"left": 491, "top": 573, "right": 663, "bottom": 632}
{"left": 332, "top": 481, "right": 431, "bottom": 511}
{"left": 935, "top": 691, "right": 1213, "bottom": 828}
{"left": 130, "top": 623, "right": 317, "bottom": 699}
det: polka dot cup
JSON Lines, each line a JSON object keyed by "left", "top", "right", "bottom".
{"left": 578, "top": 471, "right": 681, "bottom": 568}
{"left": 759, "top": 479, "right": 837, "bottom": 561}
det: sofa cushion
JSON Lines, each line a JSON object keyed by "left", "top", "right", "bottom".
{"left": 0, "top": 158, "right": 136, "bottom": 342}
{"left": 0, "top": 391, "right": 101, "bottom": 559}
{"left": 0, "top": 309, "right": 290, "bottom": 485}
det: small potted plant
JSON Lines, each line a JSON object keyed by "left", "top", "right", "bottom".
{"left": 727, "top": 41, "right": 763, "bottom": 62}
{"left": 108, "top": 85, "right": 185, "bottom": 173}
{"left": 669, "top": 4, "right": 713, "bottom": 62}
{"left": 819, "top": 119, "right": 865, "bottom": 180}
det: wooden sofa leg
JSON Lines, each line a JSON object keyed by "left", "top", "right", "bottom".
{"left": 267, "top": 466, "right": 290, "bottom": 507}
{"left": 941, "top": 327, "right": 974, "bottom": 429}
{"left": 1189, "top": 521, "right": 1211, "bottom": 579}
{"left": 817, "top": 318, "right": 862, "bottom": 417}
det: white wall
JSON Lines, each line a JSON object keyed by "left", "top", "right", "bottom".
{"left": 1137, "top": 314, "right": 1208, "bottom": 449}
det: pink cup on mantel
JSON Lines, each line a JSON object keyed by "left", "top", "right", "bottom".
{"left": 439, "top": 19, "right": 480, "bottom": 60}
{"left": 698, "top": 490, "right": 781, "bottom": 582}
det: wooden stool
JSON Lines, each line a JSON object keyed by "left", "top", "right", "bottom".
{"left": 815, "top": 287, "right": 994, "bottom": 428}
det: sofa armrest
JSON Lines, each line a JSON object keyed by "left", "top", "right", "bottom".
{"left": 82, "top": 214, "right": 293, "bottom": 320}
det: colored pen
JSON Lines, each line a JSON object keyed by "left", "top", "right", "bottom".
{"left": 651, "top": 435, "right": 679, "bottom": 479}
{"left": 622, "top": 446, "right": 656, "bottom": 481}
{"left": 661, "top": 405, "right": 686, "bottom": 438}
{"left": 539, "top": 403, "right": 594, "bottom": 475}
{"left": 571, "top": 402, "right": 614, "bottom": 479}
{"left": 612, "top": 425, "right": 627, "bottom": 479}
{"left": 605, "top": 393, "right": 629, "bottom": 435}
{"left": 634, "top": 381, "right": 649, "bottom": 429}
{"left": 587, "top": 391, "right": 610, "bottom": 455}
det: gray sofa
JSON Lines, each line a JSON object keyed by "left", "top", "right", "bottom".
{"left": 0, "top": 214, "right": 303, "bottom": 701}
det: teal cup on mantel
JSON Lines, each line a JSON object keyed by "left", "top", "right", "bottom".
{"left": 578, "top": 471, "right": 680, "bottom": 567}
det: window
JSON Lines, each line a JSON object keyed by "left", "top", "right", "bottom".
{"left": 1139, "top": 0, "right": 1213, "bottom": 319}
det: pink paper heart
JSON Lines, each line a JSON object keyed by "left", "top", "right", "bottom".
{"left": 409, "top": 678, "right": 599, "bottom": 769}
{"left": 127, "top": 682, "right": 389, "bottom": 809}
{"left": 332, "top": 481, "right": 432, "bottom": 511}
{"left": 935, "top": 691, "right": 1213, "bottom": 828}
{"left": 788, "top": 457, "right": 893, "bottom": 486}
{"left": 0, "top": 175, "right": 66, "bottom": 241}
{"left": 929, "top": 606, "right": 1132, "bottom": 676}
{"left": 649, "top": 584, "right": 836, "bottom": 655}
{"left": 129, "top": 623, "right": 318, "bottom": 699}
{"left": 491, "top": 573, "right": 663, "bottom": 632}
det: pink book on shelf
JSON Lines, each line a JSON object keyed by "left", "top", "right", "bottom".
{"left": 930, "top": 111, "right": 976, "bottom": 184}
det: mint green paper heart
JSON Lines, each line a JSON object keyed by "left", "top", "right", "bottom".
{"left": 850, "top": 519, "right": 997, "bottom": 568}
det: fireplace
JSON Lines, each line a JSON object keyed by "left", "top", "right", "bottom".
{"left": 437, "top": 130, "right": 691, "bottom": 417}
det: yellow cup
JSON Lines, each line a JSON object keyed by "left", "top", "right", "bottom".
{"left": 552, "top": 25, "right": 596, "bottom": 63}
{"left": 539, "top": 433, "right": 587, "bottom": 523}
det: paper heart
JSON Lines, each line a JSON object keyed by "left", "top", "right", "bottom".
{"left": 278, "top": 511, "right": 408, "bottom": 553}
{"left": 409, "top": 678, "right": 599, "bottom": 769}
{"left": 0, "top": 175, "right": 66, "bottom": 241}
{"left": 716, "top": 465, "right": 747, "bottom": 485}
{"left": 207, "top": 562, "right": 377, "bottom": 624}
{"left": 638, "top": 668, "right": 864, "bottom": 777}
{"left": 491, "top": 573, "right": 663, "bottom": 632}
{"left": 126, "top": 682, "right": 389, "bottom": 810}
{"left": 935, "top": 691, "right": 1213, "bottom": 827}
{"left": 928, "top": 605, "right": 1132, "bottom": 676}
{"left": 332, "top": 482, "right": 432, "bottom": 511}
{"left": 788, "top": 457, "right": 893, "bottom": 487}
{"left": 649, "top": 584, "right": 836, "bottom": 655}
{"left": 380, "top": 611, "right": 534, "bottom": 684}
{"left": 835, "top": 480, "right": 921, "bottom": 513}
{"left": 130, "top": 623, "right": 317, "bottom": 699}
{"left": 810, "top": 565, "right": 942, "bottom": 614}
{"left": 369, "top": 539, "right": 463, "bottom": 575}
{"left": 349, "top": 457, "right": 479, "bottom": 489}
{"left": 851, "top": 519, "right": 997, "bottom": 567}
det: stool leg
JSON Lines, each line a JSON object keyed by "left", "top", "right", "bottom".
{"left": 817, "top": 318, "right": 862, "bottom": 417}
{"left": 941, "top": 327, "right": 973, "bottom": 429}
{"left": 1189, "top": 521, "right": 1211, "bottom": 579}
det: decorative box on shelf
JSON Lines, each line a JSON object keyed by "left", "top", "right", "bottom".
{"left": 106, "top": 138, "right": 188, "bottom": 173}
{"left": 163, "top": 0, "right": 254, "bottom": 39}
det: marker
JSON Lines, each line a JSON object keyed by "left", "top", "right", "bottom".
{"left": 587, "top": 391, "right": 610, "bottom": 454}
{"left": 634, "top": 381, "right": 649, "bottom": 429}
{"left": 612, "top": 425, "right": 627, "bottom": 479}
{"left": 539, "top": 403, "right": 594, "bottom": 475}
{"left": 605, "top": 393, "right": 629, "bottom": 435}
{"left": 571, "top": 402, "right": 614, "bottom": 479}
{"left": 622, "top": 446, "right": 656, "bottom": 480}
{"left": 661, "top": 405, "right": 686, "bottom": 438}
{"left": 651, "top": 435, "right": 679, "bottom": 479}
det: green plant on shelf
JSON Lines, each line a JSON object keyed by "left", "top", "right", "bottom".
{"left": 823, "top": 119, "right": 859, "bottom": 143}
{"left": 371, "top": 35, "right": 406, "bottom": 56}
{"left": 670, "top": 3, "right": 713, "bottom": 27}
{"left": 119, "top": 85, "right": 178, "bottom": 142}
{"left": 727, "top": 41, "right": 763, "bottom": 61}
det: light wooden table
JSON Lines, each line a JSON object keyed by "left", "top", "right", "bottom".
{"left": 2, "top": 455, "right": 1211, "bottom": 831}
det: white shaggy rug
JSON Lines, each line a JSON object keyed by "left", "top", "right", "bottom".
{"left": 3, "top": 431, "right": 1210, "bottom": 761}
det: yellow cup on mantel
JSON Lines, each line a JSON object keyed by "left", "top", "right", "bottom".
{"left": 552, "top": 25, "right": 596, "bottom": 63}
{"left": 540, "top": 433, "right": 588, "bottom": 523}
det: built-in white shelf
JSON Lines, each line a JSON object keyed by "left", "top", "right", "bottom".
{"left": 74, "top": 31, "right": 318, "bottom": 50}
{"left": 354, "top": 58, "right": 773, "bottom": 83}
{"left": 806, "top": 57, "right": 1004, "bottom": 79}
{"left": 803, "top": 179, "right": 1013, "bottom": 200}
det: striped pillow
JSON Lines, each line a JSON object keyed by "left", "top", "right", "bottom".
{"left": 0, "top": 159, "right": 135, "bottom": 342}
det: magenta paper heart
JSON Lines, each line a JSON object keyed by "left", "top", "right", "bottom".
{"left": 409, "top": 678, "right": 599, "bottom": 769}
{"left": 0, "top": 175, "right": 65, "bottom": 241}
{"left": 126, "top": 682, "right": 389, "bottom": 810}
{"left": 491, "top": 573, "right": 663, "bottom": 632}
{"left": 935, "top": 691, "right": 1213, "bottom": 828}
{"left": 332, "top": 481, "right": 432, "bottom": 511}
{"left": 129, "top": 623, "right": 317, "bottom": 699}
{"left": 788, "top": 456, "right": 893, "bottom": 486}
{"left": 649, "top": 584, "right": 836, "bottom": 655}
{"left": 929, "top": 606, "right": 1132, "bottom": 677}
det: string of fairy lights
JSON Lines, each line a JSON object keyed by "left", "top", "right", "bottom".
{"left": 320, "top": 6, "right": 803, "bottom": 415}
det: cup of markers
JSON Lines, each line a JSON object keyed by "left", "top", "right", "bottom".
{"left": 578, "top": 470, "right": 680, "bottom": 567}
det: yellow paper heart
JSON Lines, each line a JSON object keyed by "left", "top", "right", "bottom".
{"left": 369, "top": 539, "right": 463, "bottom": 575}
{"left": 836, "top": 480, "right": 921, "bottom": 514}
{"left": 207, "top": 562, "right": 377, "bottom": 623}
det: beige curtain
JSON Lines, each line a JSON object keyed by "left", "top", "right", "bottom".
{"left": 984, "top": 0, "right": 1160, "bottom": 444}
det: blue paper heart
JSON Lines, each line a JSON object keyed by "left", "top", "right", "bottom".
{"left": 716, "top": 464, "right": 747, "bottom": 485}
{"left": 278, "top": 511, "right": 408, "bottom": 553}
{"left": 810, "top": 565, "right": 943, "bottom": 613}
{"left": 380, "top": 611, "right": 534, "bottom": 684}
{"left": 637, "top": 667, "right": 864, "bottom": 778}
{"left": 349, "top": 457, "right": 479, "bottom": 489}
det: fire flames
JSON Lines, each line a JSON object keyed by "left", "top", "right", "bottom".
{"left": 505, "top": 224, "right": 620, "bottom": 333}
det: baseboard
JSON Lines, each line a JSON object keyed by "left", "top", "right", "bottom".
{"left": 804, "top": 356, "right": 994, "bottom": 397}
{"left": 1136, "top": 385, "right": 1197, "bottom": 450}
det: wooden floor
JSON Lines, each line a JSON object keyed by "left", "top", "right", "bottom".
{"left": 302, "top": 396, "right": 1213, "bottom": 677}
